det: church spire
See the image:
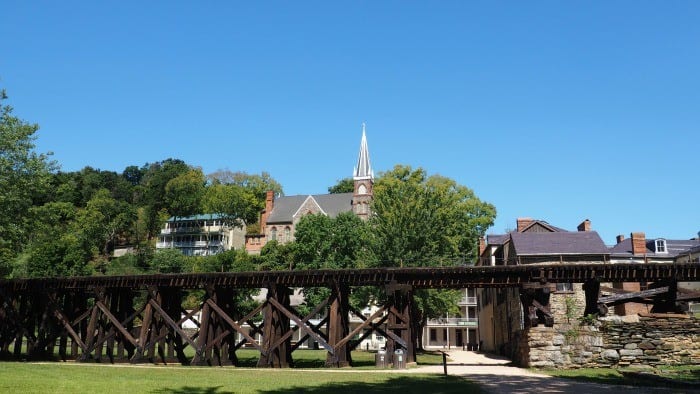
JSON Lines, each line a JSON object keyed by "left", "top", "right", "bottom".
{"left": 353, "top": 122, "right": 373, "bottom": 181}
{"left": 352, "top": 123, "right": 373, "bottom": 220}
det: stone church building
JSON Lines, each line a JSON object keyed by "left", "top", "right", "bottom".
{"left": 245, "top": 127, "right": 374, "bottom": 254}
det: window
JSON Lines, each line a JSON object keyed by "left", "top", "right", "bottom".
{"left": 655, "top": 239, "right": 667, "bottom": 254}
{"left": 284, "top": 227, "right": 291, "bottom": 242}
{"left": 430, "top": 329, "right": 437, "bottom": 342}
{"left": 556, "top": 283, "right": 574, "bottom": 292}
{"left": 270, "top": 227, "right": 277, "bottom": 241}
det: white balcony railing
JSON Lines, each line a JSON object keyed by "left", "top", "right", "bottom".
{"left": 459, "top": 296, "right": 477, "bottom": 305}
{"left": 426, "top": 317, "right": 478, "bottom": 327}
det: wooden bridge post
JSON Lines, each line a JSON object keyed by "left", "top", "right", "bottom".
{"left": 0, "top": 289, "right": 10, "bottom": 356}
{"left": 29, "top": 290, "right": 59, "bottom": 360}
{"left": 257, "top": 283, "right": 292, "bottom": 368}
{"left": 214, "top": 287, "right": 238, "bottom": 366}
{"left": 651, "top": 280, "right": 681, "bottom": 313}
{"left": 131, "top": 287, "right": 155, "bottom": 364}
{"left": 385, "top": 282, "right": 415, "bottom": 364}
{"left": 192, "top": 284, "right": 215, "bottom": 365}
{"left": 583, "top": 278, "right": 607, "bottom": 316}
{"left": 326, "top": 281, "right": 351, "bottom": 367}
{"left": 159, "top": 287, "right": 187, "bottom": 364}
{"left": 116, "top": 289, "right": 136, "bottom": 360}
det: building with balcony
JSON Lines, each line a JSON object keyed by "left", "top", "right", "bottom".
{"left": 422, "top": 288, "right": 479, "bottom": 349}
{"left": 156, "top": 214, "right": 246, "bottom": 256}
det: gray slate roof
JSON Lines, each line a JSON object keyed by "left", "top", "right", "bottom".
{"left": 266, "top": 193, "right": 354, "bottom": 224}
{"left": 510, "top": 231, "right": 609, "bottom": 256}
{"left": 609, "top": 238, "right": 700, "bottom": 258}
{"left": 486, "top": 234, "right": 509, "bottom": 245}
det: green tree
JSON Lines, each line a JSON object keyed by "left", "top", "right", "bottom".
{"left": 257, "top": 240, "right": 295, "bottom": 271}
{"left": 0, "top": 89, "right": 57, "bottom": 275}
{"left": 81, "top": 188, "right": 136, "bottom": 261}
{"left": 202, "top": 183, "right": 259, "bottom": 228}
{"left": 292, "top": 212, "right": 377, "bottom": 316}
{"left": 139, "top": 159, "right": 191, "bottom": 239}
{"left": 150, "top": 248, "right": 188, "bottom": 273}
{"left": 327, "top": 178, "right": 354, "bottom": 194}
{"left": 207, "top": 170, "right": 283, "bottom": 219}
{"left": 371, "top": 164, "right": 496, "bottom": 349}
{"left": 372, "top": 165, "right": 495, "bottom": 267}
{"left": 165, "top": 168, "right": 206, "bottom": 218}
{"left": 294, "top": 212, "right": 375, "bottom": 270}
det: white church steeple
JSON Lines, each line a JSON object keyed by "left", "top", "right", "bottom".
{"left": 352, "top": 123, "right": 373, "bottom": 220}
{"left": 353, "top": 122, "right": 374, "bottom": 181}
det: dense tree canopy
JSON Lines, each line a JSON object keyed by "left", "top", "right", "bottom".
{"left": 0, "top": 89, "right": 56, "bottom": 275}
{"left": 371, "top": 165, "right": 496, "bottom": 267}
{"left": 165, "top": 168, "right": 206, "bottom": 219}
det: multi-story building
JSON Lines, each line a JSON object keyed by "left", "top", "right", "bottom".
{"left": 476, "top": 217, "right": 610, "bottom": 355}
{"left": 156, "top": 214, "right": 246, "bottom": 256}
{"left": 423, "top": 288, "right": 479, "bottom": 349}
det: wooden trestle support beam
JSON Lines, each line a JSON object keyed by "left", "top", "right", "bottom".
{"left": 1, "top": 263, "right": 699, "bottom": 366}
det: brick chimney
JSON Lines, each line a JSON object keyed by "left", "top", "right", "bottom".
{"left": 478, "top": 237, "right": 486, "bottom": 256}
{"left": 616, "top": 234, "right": 625, "bottom": 244}
{"left": 260, "top": 190, "right": 275, "bottom": 229}
{"left": 516, "top": 217, "right": 533, "bottom": 232}
{"left": 577, "top": 219, "right": 591, "bottom": 232}
{"left": 631, "top": 232, "right": 646, "bottom": 255}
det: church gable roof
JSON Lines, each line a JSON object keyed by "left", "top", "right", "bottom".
{"left": 266, "top": 193, "right": 354, "bottom": 224}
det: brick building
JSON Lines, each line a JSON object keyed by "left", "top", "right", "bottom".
{"left": 245, "top": 126, "right": 374, "bottom": 253}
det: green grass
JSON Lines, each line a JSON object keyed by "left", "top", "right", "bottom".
{"left": 8, "top": 343, "right": 445, "bottom": 369}
{"left": 539, "top": 366, "right": 700, "bottom": 388}
{"left": 0, "top": 362, "right": 483, "bottom": 394}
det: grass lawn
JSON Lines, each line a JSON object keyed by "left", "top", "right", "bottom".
{"left": 539, "top": 365, "right": 700, "bottom": 388}
{"left": 0, "top": 362, "right": 483, "bottom": 394}
{"left": 16, "top": 345, "right": 444, "bottom": 369}
{"left": 224, "top": 349, "right": 445, "bottom": 369}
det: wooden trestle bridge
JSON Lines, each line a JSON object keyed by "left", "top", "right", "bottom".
{"left": 0, "top": 263, "right": 698, "bottom": 367}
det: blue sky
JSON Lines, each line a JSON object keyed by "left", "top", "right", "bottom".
{"left": 2, "top": 1, "right": 699, "bottom": 244}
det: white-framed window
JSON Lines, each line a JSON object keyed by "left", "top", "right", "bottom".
{"left": 655, "top": 239, "right": 667, "bottom": 254}
{"left": 270, "top": 227, "right": 277, "bottom": 241}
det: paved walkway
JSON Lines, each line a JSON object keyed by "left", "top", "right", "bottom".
{"left": 408, "top": 350, "right": 695, "bottom": 394}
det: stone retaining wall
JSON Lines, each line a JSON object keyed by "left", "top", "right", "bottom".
{"left": 516, "top": 314, "right": 700, "bottom": 368}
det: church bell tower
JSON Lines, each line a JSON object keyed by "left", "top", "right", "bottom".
{"left": 352, "top": 123, "right": 374, "bottom": 220}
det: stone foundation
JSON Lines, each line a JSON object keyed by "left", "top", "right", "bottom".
{"left": 515, "top": 314, "right": 700, "bottom": 368}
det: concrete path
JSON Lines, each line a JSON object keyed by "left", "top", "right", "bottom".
{"left": 408, "top": 350, "right": 695, "bottom": 394}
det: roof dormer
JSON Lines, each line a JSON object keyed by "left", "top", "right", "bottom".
{"left": 654, "top": 238, "right": 667, "bottom": 254}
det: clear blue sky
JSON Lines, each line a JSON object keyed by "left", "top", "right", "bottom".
{"left": 2, "top": 1, "right": 699, "bottom": 244}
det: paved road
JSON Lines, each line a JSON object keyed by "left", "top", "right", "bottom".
{"left": 408, "top": 350, "right": 696, "bottom": 394}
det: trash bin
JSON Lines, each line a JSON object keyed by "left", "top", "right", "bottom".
{"left": 375, "top": 349, "right": 388, "bottom": 368}
{"left": 393, "top": 349, "right": 406, "bottom": 369}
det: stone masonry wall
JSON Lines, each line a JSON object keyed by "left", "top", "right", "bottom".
{"left": 516, "top": 313, "right": 700, "bottom": 368}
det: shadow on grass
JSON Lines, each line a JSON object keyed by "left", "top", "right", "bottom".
{"left": 455, "top": 373, "right": 689, "bottom": 393}
{"left": 148, "top": 376, "right": 481, "bottom": 394}
{"left": 151, "top": 387, "right": 225, "bottom": 394}
{"left": 260, "top": 376, "right": 480, "bottom": 394}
